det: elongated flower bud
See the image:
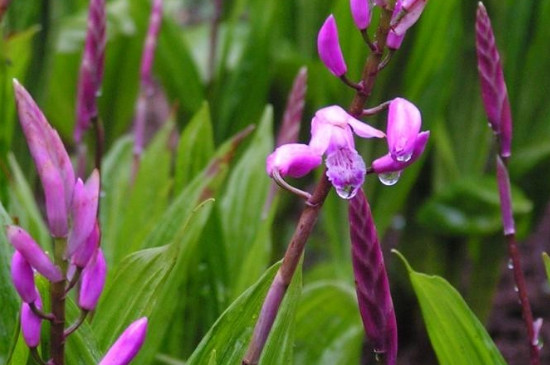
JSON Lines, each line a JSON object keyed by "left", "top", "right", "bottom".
{"left": 387, "top": 98, "right": 422, "bottom": 162}
{"left": 67, "top": 170, "right": 100, "bottom": 258}
{"left": 476, "top": 2, "right": 512, "bottom": 158}
{"left": 266, "top": 143, "right": 322, "bottom": 178}
{"left": 134, "top": 0, "right": 163, "bottom": 157}
{"left": 7, "top": 226, "right": 63, "bottom": 282}
{"left": 99, "top": 317, "right": 148, "bottom": 365}
{"left": 350, "top": 0, "right": 371, "bottom": 30}
{"left": 391, "top": 0, "right": 428, "bottom": 36}
{"left": 74, "top": 0, "right": 106, "bottom": 143}
{"left": 349, "top": 189, "right": 397, "bottom": 365}
{"left": 387, "top": 30, "right": 405, "bottom": 50}
{"left": 11, "top": 251, "right": 37, "bottom": 303}
{"left": 14, "top": 80, "right": 75, "bottom": 237}
{"left": 21, "top": 295, "right": 43, "bottom": 348}
{"left": 277, "top": 67, "right": 307, "bottom": 148}
{"left": 79, "top": 248, "right": 107, "bottom": 311}
{"left": 72, "top": 221, "right": 100, "bottom": 268}
{"left": 317, "top": 15, "right": 347, "bottom": 77}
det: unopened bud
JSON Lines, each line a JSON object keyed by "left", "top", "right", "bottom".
{"left": 11, "top": 251, "right": 37, "bottom": 303}
{"left": 21, "top": 295, "right": 43, "bottom": 348}
{"left": 78, "top": 248, "right": 107, "bottom": 311}
{"left": 99, "top": 317, "right": 148, "bottom": 365}
{"left": 317, "top": 15, "right": 347, "bottom": 77}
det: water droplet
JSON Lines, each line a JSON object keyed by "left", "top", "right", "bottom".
{"left": 335, "top": 185, "right": 356, "bottom": 200}
{"left": 514, "top": 285, "right": 519, "bottom": 293}
{"left": 507, "top": 259, "right": 514, "bottom": 270}
{"left": 378, "top": 171, "right": 401, "bottom": 186}
{"left": 396, "top": 152, "right": 412, "bottom": 162}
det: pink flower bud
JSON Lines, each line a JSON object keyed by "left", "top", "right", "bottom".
{"left": 74, "top": 0, "right": 106, "bottom": 143}
{"left": 371, "top": 131, "right": 430, "bottom": 173}
{"left": 387, "top": 30, "right": 405, "bottom": 50}
{"left": 11, "top": 251, "right": 37, "bottom": 303}
{"left": 67, "top": 170, "right": 100, "bottom": 258}
{"left": 391, "top": 0, "right": 428, "bottom": 36}
{"left": 13, "top": 80, "right": 75, "bottom": 237}
{"left": 78, "top": 248, "right": 107, "bottom": 311}
{"left": 266, "top": 144, "right": 322, "bottom": 178}
{"left": 21, "top": 294, "right": 42, "bottom": 347}
{"left": 99, "top": 317, "right": 148, "bottom": 365}
{"left": 317, "top": 15, "right": 347, "bottom": 77}
{"left": 350, "top": 0, "right": 371, "bottom": 30}
{"left": 7, "top": 225, "right": 63, "bottom": 282}
{"left": 72, "top": 222, "right": 100, "bottom": 268}
{"left": 387, "top": 98, "right": 422, "bottom": 162}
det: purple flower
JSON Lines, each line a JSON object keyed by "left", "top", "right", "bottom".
{"left": 350, "top": 0, "right": 371, "bottom": 30}
{"left": 386, "top": 98, "right": 422, "bottom": 162}
{"left": 21, "top": 294, "right": 43, "bottom": 348}
{"left": 67, "top": 169, "right": 100, "bottom": 258}
{"left": 371, "top": 131, "right": 430, "bottom": 174}
{"left": 317, "top": 15, "right": 347, "bottom": 77}
{"left": 13, "top": 80, "right": 75, "bottom": 237}
{"left": 99, "top": 317, "right": 148, "bottom": 365}
{"left": 74, "top": 0, "right": 106, "bottom": 143}
{"left": 387, "top": 30, "right": 405, "bottom": 50}
{"left": 391, "top": 0, "right": 428, "bottom": 36}
{"left": 11, "top": 251, "right": 37, "bottom": 303}
{"left": 476, "top": 2, "right": 512, "bottom": 158}
{"left": 72, "top": 221, "right": 100, "bottom": 268}
{"left": 7, "top": 225, "right": 63, "bottom": 282}
{"left": 78, "top": 248, "right": 107, "bottom": 311}
{"left": 266, "top": 105, "right": 384, "bottom": 199}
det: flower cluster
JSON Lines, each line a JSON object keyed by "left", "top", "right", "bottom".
{"left": 266, "top": 98, "right": 429, "bottom": 199}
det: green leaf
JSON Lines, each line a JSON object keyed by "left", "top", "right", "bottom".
{"left": 219, "top": 106, "right": 273, "bottom": 293}
{"left": 112, "top": 120, "right": 174, "bottom": 262}
{"left": 187, "top": 260, "right": 301, "bottom": 365}
{"left": 394, "top": 250, "right": 507, "bottom": 365}
{"left": 543, "top": 253, "right": 550, "bottom": 284}
{"left": 294, "top": 280, "right": 363, "bottom": 364}
{"left": 0, "top": 204, "right": 19, "bottom": 363}
{"left": 6, "top": 329, "right": 29, "bottom": 365}
{"left": 417, "top": 176, "right": 532, "bottom": 236}
{"left": 174, "top": 102, "right": 215, "bottom": 193}
{"left": 64, "top": 297, "right": 102, "bottom": 364}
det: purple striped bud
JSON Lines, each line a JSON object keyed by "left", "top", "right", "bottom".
{"left": 134, "top": 0, "right": 163, "bottom": 157}
{"left": 72, "top": 222, "right": 100, "bottom": 268}
{"left": 21, "top": 294, "right": 43, "bottom": 348}
{"left": 67, "top": 170, "right": 100, "bottom": 258}
{"left": 74, "top": 0, "right": 106, "bottom": 143}
{"left": 78, "top": 248, "right": 107, "bottom": 311}
{"left": 391, "top": 0, "right": 427, "bottom": 36}
{"left": 13, "top": 80, "right": 75, "bottom": 237}
{"left": 317, "top": 15, "right": 347, "bottom": 77}
{"left": 266, "top": 144, "right": 322, "bottom": 178}
{"left": 476, "top": 3, "right": 512, "bottom": 158}
{"left": 387, "top": 98, "right": 422, "bottom": 162}
{"left": 99, "top": 317, "right": 148, "bottom": 365}
{"left": 349, "top": 189, "right": 397, "bottom": 364}
{"left": 7, "top": 225, "right": 63, "bottom": 282}
{"left": 11, "top": 251, "right": 37, "bottom": 303}
{"left": 350, "top": 0, "right": 371, "bottom": 30}
{"left": 372, "top": 131, "right": 429, "bottom": 173}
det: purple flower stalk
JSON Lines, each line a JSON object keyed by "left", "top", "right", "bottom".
{"left": 317, "top": 15, "right": 347, "bottom": 77}
{"left": 266, "top": 105, "right": 384, "bottom": 199}
{"left": 276, "top": 67, "right": 308, "bottom": 148}
{"left": 391, "top": 0, "right": 428, "bottom": 36}
{"left": 99, "top": 317, "right": 148, "bottom": 365}
{"left": 350, "top": 0, "right": 372, "bottom": 30}
{"left": 11, "top": 251, "right": 38, "bottom": 303}
{"left": 21, "top": 294, "right": 43, "bottom": 348}
{"left": 78, "top": 248, "right": 107, "bottom": 311}
{"left": 133, "top": 0, "right": 163, "bottom": 158}
{"left": 349, "top": 189, "right": 397, "bottom": 364}
{"left": 74, "top": 0, "right": 106, "bottom": 143}
{"left": 7, "top": 225, "right": 63, "bottom": 282}
{"left": 475, "top": 2, "right": 512, "bottom": 158}
{"left": 67, "top": 169, "right": 100, "bottom": 258}
{"left": 13, "top": 80, "right": 75, "bottom": 237}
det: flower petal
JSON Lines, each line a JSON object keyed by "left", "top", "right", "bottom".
{"left": 347, "top": 115, "right": 385, "bottom": 139}
{"left": 372, "top": 131, "right": 429, "bottom": 173}
{"left": 326, "top": 147, "right": 366, "bottom": 199}
{"left": 266, "top": 143, "right": 322, "bottom": 178}
{"left": 387, "top": 98, "right": 421, "bottom": 162}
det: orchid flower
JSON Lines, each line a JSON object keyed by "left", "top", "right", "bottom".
{"left": 267, "top": 105, "right": 384, "bottom": 199}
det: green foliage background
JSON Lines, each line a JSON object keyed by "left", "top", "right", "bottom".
{"left": 1, "top": 0, "right": 549, "bottom": 364}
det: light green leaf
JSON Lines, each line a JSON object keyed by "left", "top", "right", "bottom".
{"left": 394, "top": 250, "right": 507, "bottom": 365}
{"left": 174, "top": 102, "right": 215, "bottom": 193}
{"left": 6, "top": 329, "right": 29, "bottom": 365}
{"left": 187, "top": 260, "right": 301, "bottom": 365}
{"left": 543, "top": 253, "right": 550, "bottom": 284}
